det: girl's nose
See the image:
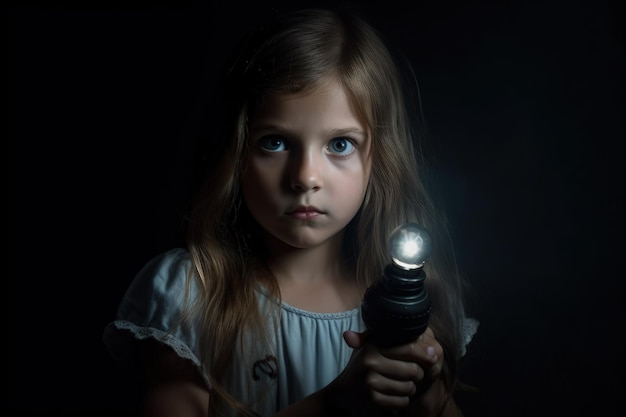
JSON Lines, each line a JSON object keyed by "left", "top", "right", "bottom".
{"left": 290, "top": 149, "right": 322, "bottom": 192}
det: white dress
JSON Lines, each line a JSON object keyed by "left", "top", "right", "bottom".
{"left": 102, "top": 248, "right": 478, "bottom": 416}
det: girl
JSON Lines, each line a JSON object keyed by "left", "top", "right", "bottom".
{"left": 103, "top": 6, "right": 478, "bottom": 417}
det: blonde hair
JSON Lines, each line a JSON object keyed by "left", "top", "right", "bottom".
{"left": 184, "top": 7, "right": 467, "bottom": 415}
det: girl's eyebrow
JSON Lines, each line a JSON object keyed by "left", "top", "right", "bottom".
{"left": 250, "top": 124, "right": 367, "bottom": 140}
{"left": 327, "top": 128, "right": 368, "bottom": 139}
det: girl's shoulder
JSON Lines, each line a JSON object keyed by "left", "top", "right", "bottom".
{"left": 114, "top": 248, "right": 195, "bottom": 312}
{"left": 103, "top": 247, "right": 202, "bottom": 367}
{"left": 135, "top": 247, "right": 192, "bottom": 284}
{"left": 121, "top": 247, "right": 197, "bottom": 322}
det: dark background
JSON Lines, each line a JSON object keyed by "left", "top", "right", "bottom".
{"left": 9, "top": 0, "right": 624, "bottom": 416}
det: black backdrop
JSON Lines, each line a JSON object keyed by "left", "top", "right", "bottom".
{"left": 9, "top": 0, "right": 624, "bottom": 416}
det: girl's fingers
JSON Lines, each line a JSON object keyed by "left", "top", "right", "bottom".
{"left": 366, "top": 374, "right": 417, "bottom": 409}
{"left": 361, "top": 346, "right": 426, "bottom": 385}
{"left": 367, "top": 372, "right": 417, "bottom": 395}
{"left": 378, "top": 328, "right": 444, "bottom": 367}
{"left": 343, "top": 329, "right": 369, "bottom": 349}
{"left": 369, "top": 390, "right": 413, "bottom": 409}
{"left": 341, "top": 326, "right": 446, "bottom": 410}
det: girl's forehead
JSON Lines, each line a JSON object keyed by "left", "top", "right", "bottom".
{"left": 252, "top": 81, "right": 367, "bottom": 131}
{"left": 273, "top": 74, "right": 343, "bottom": 100}
{"left": 256, "top": 76, "right": 370, "bottom": 128}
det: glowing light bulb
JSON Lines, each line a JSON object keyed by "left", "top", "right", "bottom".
{"left": 388, "top": 223, "right": 432, "bottom": 270}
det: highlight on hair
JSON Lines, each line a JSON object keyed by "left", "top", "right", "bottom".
{"left": 182, "top": 7, "right": 467, "bottom": 415}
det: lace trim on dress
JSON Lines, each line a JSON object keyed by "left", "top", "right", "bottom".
{"left": 279, "top": 302, "right": 360, "bottom": 320}
{"left": 103, "top": 319, "right": 201, "bottom": 367}
{"left": 461, "top": 317, "right": 479, "bottom": 356}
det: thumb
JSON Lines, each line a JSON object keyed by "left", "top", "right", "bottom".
{"left": 343, "top": 329, "right": 369, "bottom": 349}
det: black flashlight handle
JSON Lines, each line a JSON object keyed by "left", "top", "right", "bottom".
{"left": 361, "top": 264, "right": 431, "bottom": 347}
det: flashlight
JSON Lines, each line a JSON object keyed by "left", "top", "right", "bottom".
{"left": 361, "top": 223, "right": 432, "bottom": 347}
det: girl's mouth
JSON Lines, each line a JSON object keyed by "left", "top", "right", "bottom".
{"left": 287, "top": 206, "right": 324, "bottom": 219}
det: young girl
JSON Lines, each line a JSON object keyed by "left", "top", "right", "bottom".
{"left": 103, "top": 7, "right": 478, "bottom": 417}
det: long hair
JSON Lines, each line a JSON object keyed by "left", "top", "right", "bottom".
{"left": 184, "top": 7, "right": 467, "bottom": 415}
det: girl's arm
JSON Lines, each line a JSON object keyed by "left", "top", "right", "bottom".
{"left": 135, "top": 338, "right": 210, "bottom": 417}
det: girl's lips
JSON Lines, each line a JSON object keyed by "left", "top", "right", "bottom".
{"left": 287, "top": 206, "right": 324, "bottom": 219}
{"left": 289, "top": 210, "right": 322, "bottom": 220}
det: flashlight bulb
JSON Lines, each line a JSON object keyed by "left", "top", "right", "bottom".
{"left": 388, "top": 223, "right": 432, "bottom": 270}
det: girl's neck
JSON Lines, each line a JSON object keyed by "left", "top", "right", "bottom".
{"left": 265, "top": 232, "right": 346, "bottom": 283}
{"left": 262, "top": 232, "right": 364, "bottom": 313}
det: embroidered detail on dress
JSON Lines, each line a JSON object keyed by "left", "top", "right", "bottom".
{"left": 252, "top": 355, "right": 278, "bottom": 380}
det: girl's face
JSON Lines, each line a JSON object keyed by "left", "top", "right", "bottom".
{"left": 242, "top": 79, "right": 372, "bottom": 251}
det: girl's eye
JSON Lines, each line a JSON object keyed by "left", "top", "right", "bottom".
{"left": 327, "top": 137, "right": 355, "bottom": 156}
{"left": 258, "top": 135, "right": 287, "bottom": 152}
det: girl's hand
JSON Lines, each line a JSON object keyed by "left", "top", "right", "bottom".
{"left": 325, "top": 327, "right": 445, "bottom": 416}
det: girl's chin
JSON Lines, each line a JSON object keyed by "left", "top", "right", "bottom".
{"left": 264, "top": 227, "right": 344, "bottom": 251}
